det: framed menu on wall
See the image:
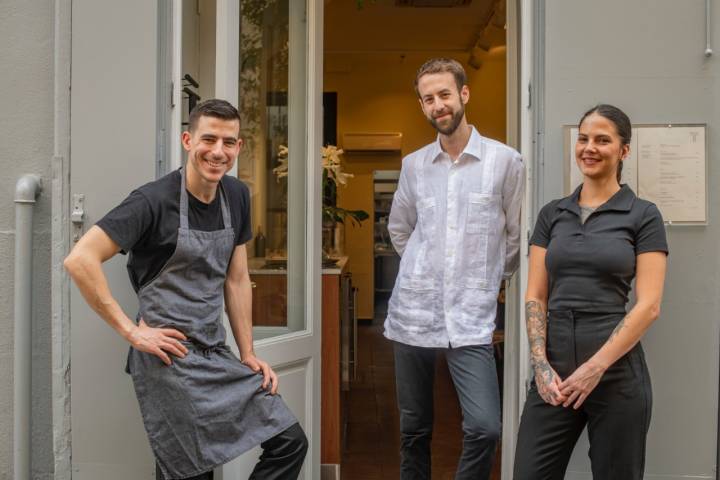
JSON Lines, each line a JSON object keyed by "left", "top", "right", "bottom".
{"left": 564, "top": 124, "right": 707, "bottom": 225}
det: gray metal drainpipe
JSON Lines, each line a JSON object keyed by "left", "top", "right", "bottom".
{"left": 14, "top": 174, "right": 43, "bottom": 480}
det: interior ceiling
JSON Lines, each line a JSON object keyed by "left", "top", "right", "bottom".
{"left": 324, "top": 0, "right": 505, "bottom": 55}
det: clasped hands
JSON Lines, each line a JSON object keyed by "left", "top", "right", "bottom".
{"left": 534, "top": 359, "right": 605, "bottom": 409}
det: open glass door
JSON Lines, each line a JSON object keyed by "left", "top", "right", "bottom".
{"left": 68, "top": 0, "right": 320, "bottom": 477}
{"left": 171, "top": 0, "right": 323, "bottom": 477}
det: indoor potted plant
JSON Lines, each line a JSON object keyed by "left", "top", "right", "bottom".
{"left": 274, "top": 144, "right": 369, "bottom": 256}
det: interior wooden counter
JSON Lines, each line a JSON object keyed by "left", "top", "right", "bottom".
{"left": 247, "top": 257, "right": 349, "bottom": 470}
{"left": 321, "top": 268, "right": 344, "bottom": 468}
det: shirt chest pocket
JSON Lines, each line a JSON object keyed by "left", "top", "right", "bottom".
{"left": 466, "top": 192, "right": 499, "bottom": 234}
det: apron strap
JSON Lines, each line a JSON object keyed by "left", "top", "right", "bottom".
{"left": 179, "top": 167, "right": 190, "bottom": 230}
{"left": 217, "top": 178, "right": 232, "bottom": 230}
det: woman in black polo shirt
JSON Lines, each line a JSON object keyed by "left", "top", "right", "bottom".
{"left": 513, "top": 104, "right": 668, "bottom": 479}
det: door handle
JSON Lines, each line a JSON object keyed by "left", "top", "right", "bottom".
{"left": 71, "top": 193, "right": 85, "bottom": 242}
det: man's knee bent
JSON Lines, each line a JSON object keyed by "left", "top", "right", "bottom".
{"left": 462, "top": 415, "right": 501, "bottom": 443}
{"left": 286, "top": 423, "right": 309, "bottom": 458}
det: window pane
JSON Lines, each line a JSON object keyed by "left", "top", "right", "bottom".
{"left": 237, "top": 0, "right": 307, "bottom": 339}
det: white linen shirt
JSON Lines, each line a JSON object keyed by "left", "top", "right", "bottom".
{"left": 384, "top": 127, "right": 525, "bottom": 348}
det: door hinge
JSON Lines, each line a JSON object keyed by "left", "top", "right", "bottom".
{"left": 526, "top": 230, "right": 531, "bottom": 253}
{"left": 527, "top": 82, "right": 532, "bottom": 109}
{"left": 71, "top": 193, "right": 86, "bottom": 242}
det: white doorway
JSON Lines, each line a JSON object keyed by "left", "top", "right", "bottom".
{"left": 322, "top": 1, "right": 525, "bottom": 478}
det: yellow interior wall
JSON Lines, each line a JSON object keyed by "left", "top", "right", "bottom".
{"left": 327, "top": 51, "right": 507, "bottom": 319}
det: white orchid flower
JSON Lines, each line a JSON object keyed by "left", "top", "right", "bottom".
{"left": 276, "top": 144, "right": 353, "bottom": 187}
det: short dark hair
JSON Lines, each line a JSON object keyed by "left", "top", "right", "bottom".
{"left": 414, "top": 58, "right": 467, "bottom": 97}
{"left": 188, "top": 99, "right": 241, "bottom": 132}
{"left": 578, "top": 104, "right": 631, "bottom": 183}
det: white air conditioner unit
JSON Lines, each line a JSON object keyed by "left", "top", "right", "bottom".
{"left": 342, "top": 132, "right": 402, "bottom": 153}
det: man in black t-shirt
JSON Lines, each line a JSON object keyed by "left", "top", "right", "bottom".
{"left": 65, "top": 99, "right": 307, "bottom": 480}
{"left": 97, "top": 166, "right": 253, "bottom": 292}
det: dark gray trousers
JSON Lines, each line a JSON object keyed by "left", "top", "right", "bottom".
{"left": 513, "top": 311, "right": 652, "bottom": 480}
{"left": 156, "top": 422, "right": 308, "bottom": 480}
{"left": 393, "top": 341, "right": 501, "bottom": 480}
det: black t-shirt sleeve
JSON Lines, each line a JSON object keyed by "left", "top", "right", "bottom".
{"left": 530, "top": 201, "right": 556, "bottom": 248}
{"left": 635, "top": 203, "right": 669, "bottom": 255}
{"left": 237, "top": 185, "right": 252, "bottom": 245}
{"left": 96, "top": 190, "right": 154, "bottom": 254}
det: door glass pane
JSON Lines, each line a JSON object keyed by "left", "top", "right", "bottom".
{"left": 237, "top": 0, "right": 307, "bottom": 339}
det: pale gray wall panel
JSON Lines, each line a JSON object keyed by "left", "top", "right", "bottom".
{"left": 70, "top": 0, "right": 158, "bottom": 476}
{"left": 0, "top": 0, "right": 56, "bottom": 478}
{"left": 0, "top": 237, "right": 14, "bottom": 479}
{"left": 543, "top": 0, "right": 719, "bottom": 478}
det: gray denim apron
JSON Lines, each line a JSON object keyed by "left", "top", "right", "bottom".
{"left": 126, "top": 168, "right": 297, "bottom": 479}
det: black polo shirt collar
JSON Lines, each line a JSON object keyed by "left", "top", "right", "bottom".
{"left": 557, "top": 184, "right": 636, "bottom": 217}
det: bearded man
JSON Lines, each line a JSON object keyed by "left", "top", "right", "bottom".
{"left": 384, "top": 58, "right": 525, "bottom": 480}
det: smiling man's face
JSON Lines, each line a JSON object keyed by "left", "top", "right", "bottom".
{"left": 417, "top": 71, "right": 469, "bottom": 136}
{"left": 182, "top": 115, "right": 242, "bottom": 187}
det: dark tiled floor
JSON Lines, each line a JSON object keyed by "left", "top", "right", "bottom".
{"left": 341, "top": 305, "right": 502, "bottom": 480}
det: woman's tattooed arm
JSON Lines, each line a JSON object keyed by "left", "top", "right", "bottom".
{"left": 526, "top": 300, "right": 547, "bottom": 364}
{"left": 607, "top": 314, "right": 629, "bottom": 343}
{"left": 526, "top": 300, "right": 559, "bottom": 404}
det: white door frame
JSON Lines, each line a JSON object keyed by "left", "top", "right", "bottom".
{"left": 302, "top": 0, "right": 324, "bottom": 472}
{"left": 517, "top": 0, "right": 535, "bottom": 412}
{"left": 170, "top": 0, "right": 183, "bottom": 170}
{"left": 500, "top": 0, "right": 534, "bottom": 477}
{"left": 51, "top": 0, "right": 73, "bottom": 477}
{"left": 214, "top": 0, "right": 239, "bottom": 107}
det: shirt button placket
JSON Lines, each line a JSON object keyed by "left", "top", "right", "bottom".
{"left": 444, "top": 161, "right": 459, "bottom": 338}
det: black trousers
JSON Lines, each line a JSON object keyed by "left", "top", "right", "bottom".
{"left": 156, "top": 422, "right": 308, "bottom": 480}
{"left": 394, "top": 341, "right": 501, "bottom": 480}
{"left": 513, "top": 311, "right": 652, "bottom": 480}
